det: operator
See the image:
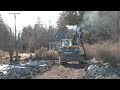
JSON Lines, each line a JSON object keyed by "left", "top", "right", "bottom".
{"left": 72, "top": 30, "right": 80, "bottom": 45}
{"left": 79, "top": 28, "right": 83, "bottom": 46}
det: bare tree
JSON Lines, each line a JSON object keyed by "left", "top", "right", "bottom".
{"left": 82, "top": 11, "right": 120, "bottom": 44}
{"left": 21, "top": 17, "right": 57, "bottom": 52}
{"left": 0, "top": 14, "right": 15, "bottom": 63}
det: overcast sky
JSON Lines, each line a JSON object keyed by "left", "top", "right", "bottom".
{"left": 0, "top": 11, "right": 61, "bottom": 33}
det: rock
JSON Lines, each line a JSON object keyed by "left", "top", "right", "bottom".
{"left": 85, "top": 64, "right": 107, "bottom": 79}
{"left": 6, "top": 66, "right": 30, "bottom": 79}
{"left": 95, "top": 75, "right": 104, "bottom": 79}
{"left": 0, "top": 59, "right": 53, "bottom": 79}
{"left": 104, "top": 74, "right": 120, "bottom": 79}
{"left": 84, "top": 59, "right": 120, "bottom": 79}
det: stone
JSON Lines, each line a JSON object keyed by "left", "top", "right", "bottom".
{"left": 84, "top": 59, "right": 120, "bottom": 79}
{"left": 0, "top": 59, "right": 53, "bottom": 79}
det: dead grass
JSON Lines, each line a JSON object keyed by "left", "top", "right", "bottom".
{"left": 0, "top": 50, "right": 35, "bottom": 64}
{"left": 0, "top": 51, "right": 10, "bottom": 64}
{"left": 95, "top": 42, "right": 120, "bottom": 66}
{"left": 84, "top": 43, "right": 98, "bottom": 60}
{"left": 35, "top": 47, "right": 59, "bottom": 60}
{"left": 46, "top": 49, "right": 59, "bottom": 60}
{"left": 85, "top": 41, "right": 120, "bottom": 66}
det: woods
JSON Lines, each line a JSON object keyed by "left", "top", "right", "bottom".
{"left": 21, "top": 18, "right": 57, "bottom": 52}
{"left": 0, "top": 14, "right": 15, "bottom": 50}
{"left": 1, "top": 11, "right": 120, "bottom": 50}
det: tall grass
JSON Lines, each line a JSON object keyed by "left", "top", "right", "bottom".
{"left": 85, "top": 41, "right": 120, "bottom": 66}
{"left": 84, "top": 43, "right": 98, "bottom": 60}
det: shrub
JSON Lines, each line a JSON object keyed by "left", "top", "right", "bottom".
{"left": 84, "top": 43, "right": 97, "bottom": 60}
{"left": 35, "top": 47, "right": 58, "bottom": 60}
{"left": 85, "top": 41, "right": 120, "bottom": 66}
{"left": 46, "top": 49, "right": 59, "bottom": 60}
{"left": 35, "top": 47, "right": 48, "bottom": 60}
{"left": 95, "top": 42, "right": 120, "bottom": 66}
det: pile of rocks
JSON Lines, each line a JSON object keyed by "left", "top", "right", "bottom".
{"left": 84, "top": 59, "right": 120, "bottom": 79}
{"left": 0, "top": 60, "right": 53, "bottom": 79}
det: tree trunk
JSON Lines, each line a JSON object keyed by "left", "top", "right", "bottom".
{"left": 9, "top": 49, "right": 13, "bottom": 63}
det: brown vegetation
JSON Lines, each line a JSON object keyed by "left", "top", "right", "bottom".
{"left": 85, "top": 41, "right": 120, "bottom": 66}
{"left": 35, "top": 47, "right": 59, "bottom": 60}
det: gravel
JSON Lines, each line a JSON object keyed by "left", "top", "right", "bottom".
{"left": 84, "top": 59, "right": 120, "bottom": 79}
{"left": 0, "top": 60, "right": 53, "bottom": 79}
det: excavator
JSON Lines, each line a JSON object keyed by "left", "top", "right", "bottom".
{"left": 58, "top": 28, "right": 86, "bottom": 64}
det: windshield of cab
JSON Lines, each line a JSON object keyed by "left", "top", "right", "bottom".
{"left": 61, "top": 40, "right": 72, "bottom": 46}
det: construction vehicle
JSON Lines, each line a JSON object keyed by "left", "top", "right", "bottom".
{"left": 58, "top": 28, "right": 86, "bottom": 64}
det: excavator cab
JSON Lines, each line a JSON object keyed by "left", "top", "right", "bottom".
{"left": 61, "top": 39, "right": 72, "bottom": 46}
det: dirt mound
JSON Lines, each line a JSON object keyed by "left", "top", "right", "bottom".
{"left": 34, "top": 64, "right": 86, "bottom": 79}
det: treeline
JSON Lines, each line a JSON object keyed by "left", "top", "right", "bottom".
{"left": 57, "top": 11, "right": 120, "bottom": 44}
{"left": 1, "top": 11, "right": 120, "bottom": 52}
{"left": 0, "top": 14, "right": 15, "bottom": 51}
{"left": 21, "top": 17, "right": 57, "bottom": 52}
{"left": 83, "top": 11, "right": 120, "bottom": 44}
{"left": 19, "top": 11, "right": 120, "bottom": 53}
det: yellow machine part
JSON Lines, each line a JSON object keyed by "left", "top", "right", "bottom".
{"left": 79, "top": 47, "right": 84, "bottom": 55}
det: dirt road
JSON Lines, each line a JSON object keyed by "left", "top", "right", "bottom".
{"left": 34, "top": 63, "right": 86, "bottom": 79}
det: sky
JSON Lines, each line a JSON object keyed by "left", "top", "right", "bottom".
{"left": 0, "top": 11, "right": 62, "bottom": 33}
